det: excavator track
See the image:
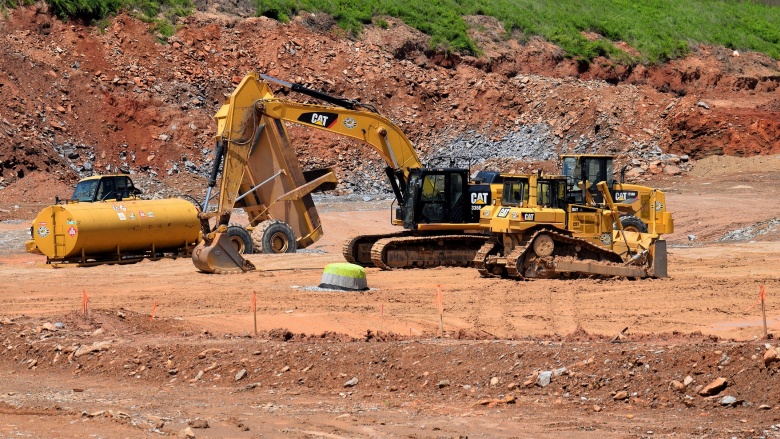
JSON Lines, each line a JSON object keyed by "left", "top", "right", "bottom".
{"left": 504, "top": 228, "right": 649, "bottom": 279}
{"left": 342, "top": 233, "right": 409, "bottom": 267}
{"left": 371, "top": 234, "right": 490, "bottom": 270}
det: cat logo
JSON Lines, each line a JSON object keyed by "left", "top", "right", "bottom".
{"left": 470, "top": 192, "right": 489, "bottom": 205}
{"left": 298, "top": 112, "right": 338, "bottom": 128}
{"left": 470, "top": 192, "right": 490, "bottom": 210}
{"left": 614, "top": 191, "right": 638, "bottom": 201}
{"left": 497, "top": 207, "right": 511, "bottom": 218}
{"left": 522, "top": 213, "right": 535, "bottom": 221}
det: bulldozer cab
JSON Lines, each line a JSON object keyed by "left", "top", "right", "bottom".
{"left": 536, "top": 178, "right": 568, "bottom": 209}
{"left": 499, "top": 176, "right": 567, "bottom": 209}
{"left": 561, "top": 155, "right": 614, "bottom": 204}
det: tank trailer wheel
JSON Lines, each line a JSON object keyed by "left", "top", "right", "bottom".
{"left": 226, "top": 224, "right": 253, "bottom": 255}
{"left": 532, "top": 233, "right": 555, "bottom": 257}
{"left": 253, "top": 220, "right": 298, "bottom": 254}
{"left": 618, "top": 215, "right": 648, "bottom": 233}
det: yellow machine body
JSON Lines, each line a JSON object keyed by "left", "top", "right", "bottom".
{"left": 212, "top": 76, "right": 327, "bottom": 249}
{"left": 560, "top": 154, "right": 674, "bottom": 235}
{"left": 475, "top": 174, "right": 668, "bottom": 279}
{"left": 26, "top": 198, "right": 200, "bottom": 263}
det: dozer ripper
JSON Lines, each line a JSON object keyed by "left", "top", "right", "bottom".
{"left": 561, "top": 154, "right": 673, "bottom": 235}
{"left": 474, "top": 172, "right": 667, "bottom": 279}
{"left": 193, "top": 72, "right": 502, "bottom": 273}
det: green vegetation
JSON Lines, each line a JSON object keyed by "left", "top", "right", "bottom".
{"left": 253, "top": 0, "right": 780, "bottom": 63}
{"left": 1, "top": 0, "right": 34, "bottom": 17}
{"left": 4, "top": 0, "right": 779, "bottom": 62}
{"left": 1, "top": 0, "right": 192, "bottom": 39}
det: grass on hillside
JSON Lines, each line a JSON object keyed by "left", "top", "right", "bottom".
{"left": 4, "top": 0, "right": 779, "bottom": 63}
{"left": 255, "top": 0, "right": 780, "bottom": 63}
{"left": 0, "top": 0, "right": 192, "bottom": 38}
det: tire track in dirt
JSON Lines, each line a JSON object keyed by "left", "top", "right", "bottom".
{"left": 545, "top": 283, "right": 580, "bottom": 336}
{"left": 460, "top": 278, "right": 519, "bottom": 338}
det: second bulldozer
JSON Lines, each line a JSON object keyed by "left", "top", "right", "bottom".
{"left": 475, "top": 173, "right": 667, "bottom": 279}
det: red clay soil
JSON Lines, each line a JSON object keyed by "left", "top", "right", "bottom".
{"left": 1, "top": 158, "right": 780, "bottom": 437}
{"left": 2, "top": 5, "right": 780, "bottom": 438}
{"left": 1, "top": 6, "right": 779, "bottom": 202}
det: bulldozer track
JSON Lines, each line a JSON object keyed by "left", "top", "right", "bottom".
{"left": 505, "top": 231, "right": 541, "bottom": 279}
{"left": 371, "top": 234, "right": 489, "bottom": 270}
{"left": 474, "top": 239, "right": 500, "bottom": 277}
{"left": 501, "top": 228, "right": 628, "bottom": 280}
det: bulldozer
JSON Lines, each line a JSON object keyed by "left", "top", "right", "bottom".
{"left": 193, "top": 72, "right": 504, "bottom": 273}
{"left": 560, "top": 154, "right": 673, "bottom": 235}
{"left": 474, "top": 172, "right": 667, "bottom": 279}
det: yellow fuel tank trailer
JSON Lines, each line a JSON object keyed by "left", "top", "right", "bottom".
{"left": 26, "top": 198, "right": 201, "bottom": 265}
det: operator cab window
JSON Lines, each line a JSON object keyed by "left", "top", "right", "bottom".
{"left": 538, "top": 181, "right": 552, "bottom": 207}
{"left": 419, "top": 174, "right": 447, "bottom": 223}
{"left": 421, "top": 174, "right": 446, "bottom": 202}
{"left": 71, "top": 179, "right": 100, "bottom": 202}
{"left": 538, "top": 179, "right": 568, "bottom": 209}
{"left": 585, "top": 158, "right": 613, "bottom": 203}
{"left": 114, "top": 176, "right": 139, "bottom": 199}
{"left": 502, "top": 180, "right": 526, "bottom": 206}
{"left": 96, "top": 178, "right": 117, "bottom": 201}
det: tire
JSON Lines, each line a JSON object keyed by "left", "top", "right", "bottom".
{"left": 252, "top": 220, "right": 297, "bottom": 254}
{"left": 226, "top": 224, "right": 253, "bottom": 254}
{"left": 618, "top": 215, "right": 648, "bottom": 233}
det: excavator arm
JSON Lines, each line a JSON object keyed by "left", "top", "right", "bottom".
{"left": 208, "top": 72, "right": 424, "bottom": 216}
{"left": 259, "top": 99, "right": 422, "bottom": 171}
{"left": 193, "top": 72, "right": 425, "bottom": 273}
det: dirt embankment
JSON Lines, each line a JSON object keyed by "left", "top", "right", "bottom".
{"left": 1, "top": 6, "right": 779, "bottom": 203}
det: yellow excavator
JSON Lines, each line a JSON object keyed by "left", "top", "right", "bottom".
{"left": 474, "top": 172, "right": 667, "bottom": 279}
{"left": 192, "top": 72, "right": 500, "bottom": 273}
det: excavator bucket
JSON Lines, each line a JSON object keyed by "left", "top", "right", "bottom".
{"left": 192, "top": 233, "right": 256, "bottom": 274}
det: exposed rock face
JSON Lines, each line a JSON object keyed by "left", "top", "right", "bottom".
{"left": 1, "top": 5, "right": 778, "bottom": 202}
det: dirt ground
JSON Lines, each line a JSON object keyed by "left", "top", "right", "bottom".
{"left": 2, "top": 156, "right": 780, "bottom": 438}
{"left": 2, "top": 4, "right": 780, "bottom": 437}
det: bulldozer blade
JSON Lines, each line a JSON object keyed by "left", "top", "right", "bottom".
{"left": 192, "top": 233, "right": 256, "bottom": 274}
{"left": 651, "top": 239, "right": 668, "bottom": 278}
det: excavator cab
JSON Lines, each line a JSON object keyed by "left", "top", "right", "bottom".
{"left": 400, "top": 169, "right": 477, "bottom": 229}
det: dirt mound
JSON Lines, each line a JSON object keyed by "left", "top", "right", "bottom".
{"left": 3, "top": 310, "right": 780, "bottom": 437}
